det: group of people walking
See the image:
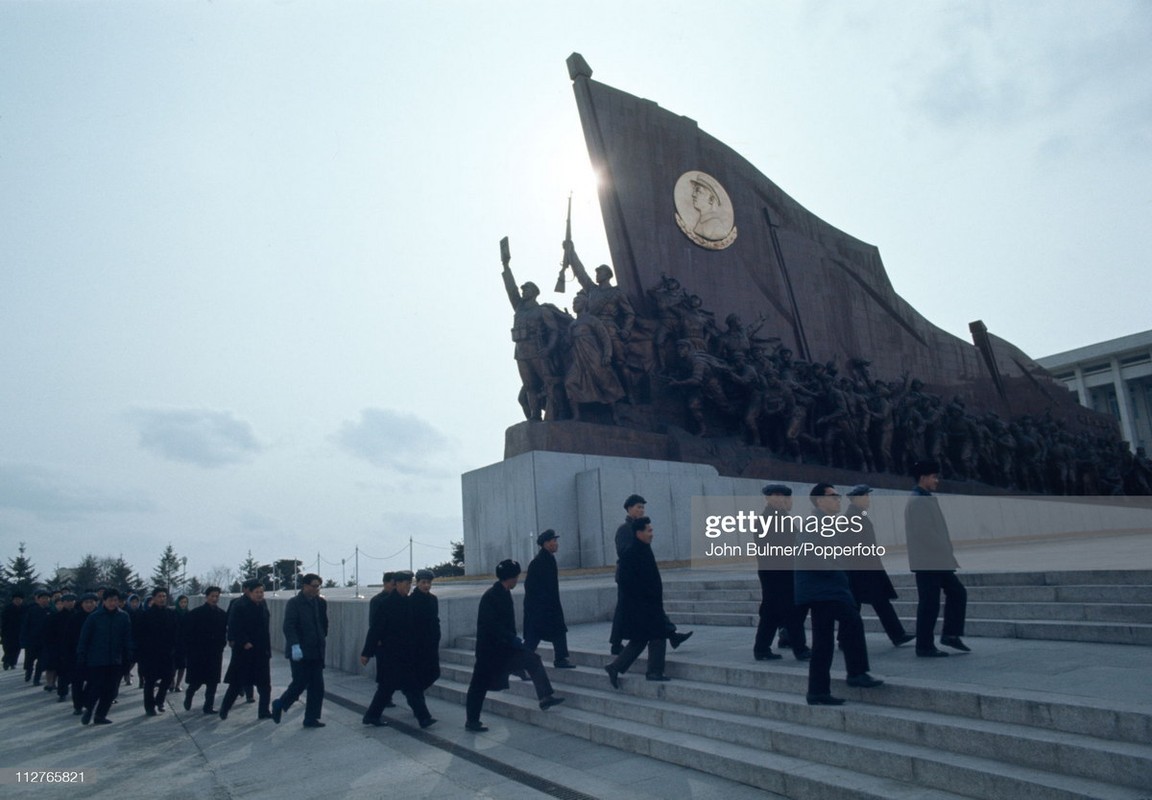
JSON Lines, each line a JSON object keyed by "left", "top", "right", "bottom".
{"left": 756, "top": 459, "right": 970, "bottom": 704}
{"left": 3, "top": 460, "right": 969, "bottom": 729}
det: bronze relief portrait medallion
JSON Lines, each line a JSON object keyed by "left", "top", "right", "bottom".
{"left": 674, "top": 170, "right": 737, "bottom": 250}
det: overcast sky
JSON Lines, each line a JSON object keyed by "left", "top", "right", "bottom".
{"left": 3, "top": 1, "right": 1150, "bottom": 586}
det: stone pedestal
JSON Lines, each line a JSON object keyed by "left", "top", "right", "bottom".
{"left": 461, "top": 449, "right": 809, "bottom": 575}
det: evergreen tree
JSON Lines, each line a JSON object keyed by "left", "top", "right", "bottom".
{"left": 105, "top": 556, "right": 142, "bottom": 595}
{"left": 151, "top": 543, "right": 182, "bottom": 592}
{"left": 186, "top": 576, "right": 203, "bottom": 595}
{"left": 46, "top": 568, "right": 69, "bottom": 592}
{"left": 4, "top": 542, "right": 40, "bottom": 596}
{"left": 237, "top": 550, "right": 260, "bottom": 581}
{"left": 71, "top": 554, "right": 104, "bottom": 592}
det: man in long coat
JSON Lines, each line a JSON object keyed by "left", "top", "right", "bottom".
{"left": 523, "top": 530, "right": 573, "bottom": 668}
{"left": 464, "top": 559, "right": 564, "bottom": 732}
{"left": 360, "top": 571, "right": 436, "bottom": 729}
{"left": 271, "top": 573, "right": 329, "bottom": 728}
{"left": 63, "top": 593, "right": 97, "bottom": 713}
{"left": 20, "top": 589, "right": 51, "bottom": 685}
{"left": 906, "top": 460, "right": 969, "bottom": 657}
{"left": 844, "top": 485, "right": 913, "bottom": 646}
{"left": 1, "top": 591, "right": 26, "bottom": 670}
{"left": 604, "top": 517, "right": 692, "bottom": 687}
{"left": 409, "top": 569, "right": 441, "bottom": 694}
{"left": 754, "top": 484, "right": 811, "bottom": 661}
{"left": 134, "top": 587, "right": 179, "bottom": 715}
{"left": 218, "top": 578, "right": 272, "bottom": 720}
{"left": 609, "top": 494, "right": 648, "bottom": 654}
{"left": 182, "top": 586, "right": 228, "bottom": 714}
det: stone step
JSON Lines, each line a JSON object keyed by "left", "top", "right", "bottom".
{"left": 436, "top": 650, "right": 1151, "bottom": 799}
{"left": 429, "top": 673, "right": 973, "bottom": 800}
{"left": 665, "top": 569, "right": 1152, "bottom": 592}
{"left": 446, "top": 639, "right": 1152, "bottom": 747}
{"left": 663, "top": 610, "right": 1152, "bottom": 645}
{"left": 666, "top": 584, "right": 1152, "bottom": 604}
{"left": 663, "top": 598, "right": 1152, "bottom": 624}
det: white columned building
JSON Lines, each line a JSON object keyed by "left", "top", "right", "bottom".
{"left": 1038, "top": 329, "right": 1152, "bottom": 453}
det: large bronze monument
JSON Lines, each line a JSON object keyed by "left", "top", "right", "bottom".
{"left": 467, "top": 55, "right": 1143, "bottom": 575}
{"left": 498, "top": 53, "right": 1135, "bottom": 496}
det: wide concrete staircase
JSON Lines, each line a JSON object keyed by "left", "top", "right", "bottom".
{"left": 427, "top": 570, "right": 1152, "bottom": 800}
{"left": 663, "top": 570, "right": 1152, "bottom": 646}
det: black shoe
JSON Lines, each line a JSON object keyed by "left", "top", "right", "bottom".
{"left": 604, "top": 664, "right": 620, "bottom": 689}
{"left": 362, "top": 717, "right": 388, "bottom": 727}
{"left": 44, "top": 684, "right": 55, "bottom": 691}
{"left": 183, "top": 693, "right": 193, "bottom": 711}
{"left": 81, "top": 709, "right": 93, "bottom": 725}
{"left": 916, "top": 648, "right": 949, "bottom": 658}
{"left": 73, "top": 708, "right": 83, "bottom": 716}
{"left": 56, "top": 694, "right": 68, "bottom": 703}
{"left": 669, "top": 630, "right": 694, "bottom": 650}
{"left": 846, "top": 673, "right": 884, "bottom": 688}
{"left": 464, "top": 720, "right": 488, "bottom": 732}
{"left": 302, "top": 719, "right": 326, "bottom": 728}
{"left": 93, "top": 717, "right": 112, "bottom": 725}
{"left": 553, "top": 659, "right": 576, "bottom": 669}
{"left": 271, "top": 699, "right": 283, "bottom": 724}
{"left": 539, "top": 695, "right": 565, "bottom": 710}
{"left": 245, "top": 695, "right": 255, "bottom": 703}
{"left": 806, "top": 694, "right": 846, "bottom": 706}
{"left": 645, "top": 674, "right": 671, "bottom": 682}
{"left": 146, "top": 709, "right": 157, "bottom": 717}
{"left": 891, "top": 633, "right": 916, "bottom": 647}
{"left": 155, "top": 704, "right": 166, "bottom": 713}
{"left": 610, "top": 644, "right": 623, "bottom": 656}
{"left": 218, "top": 706, "right": 230, "bottom": 720}
{"left": 940, "top": 636, "right": 970, "bottom": 652}
{"left": 793, "top": 647, "right": 812, "bottom": 661}
{"left": 202, "top": 707, "right": 216, "bottom": 715}
{"left": 777, "top": 630, "right": 792, "bottom": 649}
{"left": 257, "top": 711, "right": 273, "bottom": 720}
{"left": 419, "top": 717, "right": 437, "bottom": 729}
{"left": 754, "top": 651, "right": 783, "bottom": 661}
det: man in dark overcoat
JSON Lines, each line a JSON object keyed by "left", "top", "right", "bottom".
{"left": 843, "top": 485, "right": 913, "bottom": 646}
{"left": 45, "top": 593, "right": 77, "bottom": 700}
{"left": 754, "top": 484, "right": 812, "bottom": 661}
{"left": 604, "top": 517, "right": 692, "bottom": 687}
{"left": 464, "top": 559, "right": 564, "bottom": 732}
{"left": 609, "top": 494, "right": 647, "bottom": 654}
{"left": 272, "top": 573, "right": 329, "bottom": 728}
{"left": 182, "top": 586, "right": 228, "bottom": 714}
{"left": 409, "top": 569, "right": 441, "bottom": 693}
{"left": 795, "top": 483, "right": 883, "bottom": 705}
{"left": 360, "top": 571, "right": 436, "bottom": 729}
{"left": 523, "top": 529, "right": 573, "bottom": 668}
{"left": 134, "top": 587, "right": 179, "bottom": 715}
{"left": 905, "top": 460, "right": 969, "bottom": 657}
{"left": 1, "top": 591, "right": 26, "bottom": 670}
{"left": 218, "top": 578, "right": 272, "bottom": 720}
{"left": 20, "top": 589, "right": 51, "bottom": 685}
{"left": 76, "top": 587, "right": 134, "bottom": 725}
{"left": 64, "top": 594, "right": 97, "bottom": 714}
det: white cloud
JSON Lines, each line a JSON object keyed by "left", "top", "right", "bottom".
{"left": 332, "top": 408, "right": 455, "bottom": 476}
{"left": 0, "top": 462, "right": 153, "bottom": 519}
{"left": 129, "top": 408, "right": 262, "bottom": 468}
